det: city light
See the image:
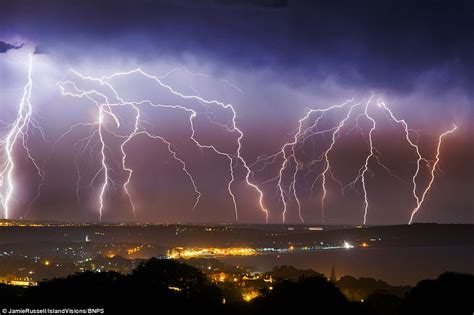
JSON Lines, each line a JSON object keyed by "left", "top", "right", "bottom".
{"left": 0, "top": 2, "right": 472, "bottom": 314}
{"left": 127, "top": 245, "right": 143, "bottom": 256}
{"left": 242, "top": 290, "right": 260, "bottom": 302}
{"left": 343, "top": 241, "right": 354, "bottom": 249}
{"left": 167, "top": 247, "right": 258, "bottom": 259}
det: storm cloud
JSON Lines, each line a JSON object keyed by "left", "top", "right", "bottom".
{"left": 0, "top": 0, "right": 473, "bottom": 224}
{"left": 0, "top": 40, "right": 23, "bottom": 53}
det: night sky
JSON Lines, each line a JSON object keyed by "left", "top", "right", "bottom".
{"left": 0, "top": 0, "right": 473, "bottom": 224}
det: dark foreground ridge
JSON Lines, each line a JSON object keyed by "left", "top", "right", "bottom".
{"left": 0, "top": 258, "right": 472, "bottom": 314}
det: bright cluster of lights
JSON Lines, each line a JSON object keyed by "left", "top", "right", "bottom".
{"left": 126, "top": 245, "right": 143, "bottom": 256}
{"left": 242, "top": 290, "right": 260, "bottom": 302}
{"left": 343, "top": 241, "right": 354, "bottom": 249}
{"left": 167, "top": 247, "right": 257, "bottom": 259}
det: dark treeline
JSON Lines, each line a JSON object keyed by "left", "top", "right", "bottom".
{"left": 0, "top": 258, "right": 473, "bottom": 314}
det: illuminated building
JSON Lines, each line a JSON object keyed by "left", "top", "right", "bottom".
{"left": 0, "top": 275, "right": 37, "bottom": 287}
{"left": 167, "top": 247, "right": 257, "bottom": 259}
{"left": 127, "top": 245, "right": 144, "bottom": 256}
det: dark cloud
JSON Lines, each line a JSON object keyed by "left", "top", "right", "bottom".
{"left": 33, "top": 45, "right": 48, "bottom": 55}
{"left": 0, "top": 0, "right": 473, "bottom": 224}
{"left": 207, "top": 0, "right": 288, "bottom": 8}
{"left": 0, "top": 40, "right": 23, "bottom": 53}
{"left": 0, "top": 0, "right": 473, "bottom": 93}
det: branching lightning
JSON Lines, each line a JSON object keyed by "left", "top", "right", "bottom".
{"left": 56, "top": 68, "right": 268, "bottom": 221}
{"left": 1, "top": 55, "right": 458, "bottom": 224}
{"left": 408, "top": 124, "right": 457, "bottom": 224}
{"left": 250, "top": 95, "right": 457, "bottom": 224}
{"left": 0, "top": 54, "right": 44, "bottom": 219}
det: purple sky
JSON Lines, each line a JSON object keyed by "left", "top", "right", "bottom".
{"left": 0, "top": 0, "right": 473, "bottom": 224}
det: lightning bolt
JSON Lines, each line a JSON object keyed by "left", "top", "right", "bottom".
{"left": 408, "top": 124, "right": 457, "bottom": 224}
{"left": 252, "top": 95, "right": 457, "bottom": 225}
{"left": 56, "top": 80, "right": 120, "bottom": 220}
{"left": 374, "top": 99, "right": 457, "bottom": 224}
{"left": 250, "top": 99, "right": 354, "bottom": 223}
{"left": 55, "top": 67, "right": 268, "bottom": 222}
{"left": 359, "top": 96, "right": 377, "bottom": 224}
{"left": 319, "top": 101, "right": 360, "bottom": 223}
{"left": 4, "top": 55, "right": 456, "bottom": 224}
{"left": 0, "top": 54, "right": 44, "bottom": 219}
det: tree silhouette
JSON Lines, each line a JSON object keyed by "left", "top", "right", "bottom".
{"left": 128, "top": 258, "right": 223, "bottom": 308}
{"left": 400, "top": 272, "right": 474, "bottom": 315}
{"left": 268, "top": 265, "right": 324, "bottom": 281}
{"left": 24, "top": 271, "right": 126, "bottom": 307}
{"left": 1, "top": 260, "right": 472, "bottom": 315}
{"left": 337, "top": 275, "right": 410, "bottom": 301}
{"left": 17, "top": 259, "right": 224, "bottom": 313}
{"left": 365, "top": 291, "right": 402, "bottom": 315}
{"left": 253, "top": 276, "right": 355, "bottom": 313}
